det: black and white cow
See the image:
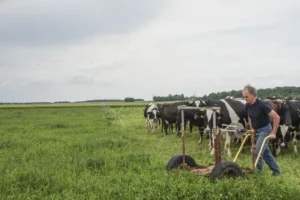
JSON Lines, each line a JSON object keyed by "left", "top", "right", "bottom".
{"left": 188, "top": 99, "right": 209, "bottom": 143}
{"left": 264, "top": 99, "right": 292, "bottom": 156}
{"left": 160, "top": 101, "right": 189, "bottom": 135}
{"left": 200, "top": 99, "right": 222, "bottom": 154}
{"left": 283, "top": 99, "right": 300, "bottom": 154}
{"left": 143, "top": 103, "right": 160, "bottom": 132}
{"left": 157, "top": 103, "right": 175, "bottom": 133}
{"left": 175, "top": 99, "right": 207, "bottom": 138}
{"left": 204, "top": 98, "right": 249, "bottom": 157}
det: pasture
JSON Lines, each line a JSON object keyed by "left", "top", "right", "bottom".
{"left": 1, "top": 103, "right": 300, "bottom": 199}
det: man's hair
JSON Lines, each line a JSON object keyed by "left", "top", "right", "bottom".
{"left": 243, "top": 84, "right": 257, "bottom": 97}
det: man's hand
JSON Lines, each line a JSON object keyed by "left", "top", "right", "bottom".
{"left": 269, "top": 132, "right": 276, "bottom": 139}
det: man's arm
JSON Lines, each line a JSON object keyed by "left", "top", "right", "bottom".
{"left": 268, "top": 110, "right": 280, "bottom": 139}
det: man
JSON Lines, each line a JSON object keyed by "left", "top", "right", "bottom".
{"left": 242, "top": 84, "right": 281, "bottom": 176}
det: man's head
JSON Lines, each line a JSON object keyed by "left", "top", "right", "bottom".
{"left": 242, "top": 84, "right": 257, "bottom": 104}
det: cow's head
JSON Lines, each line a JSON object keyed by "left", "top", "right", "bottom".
{"left": 194, "top": 110, "right": 206, "bottom": 120}
{"left": 192, "top": 99, "right": 206, "bottom": 120}
{"left": 192, "top": 99, "right": 206, "bottom": 107}
{"left": 278, "top": 102, "right": 292, "bottom": 126}
{"left": 204, "top": 109, "right": 223, "bottom": 132}
{"left": 152, "top": 107, "right": 159, "bottom": 120}
{"left": 147, "top": 107, "right": 159, "bottom": 119}
{"left": 265, "top": 99, "right": 292, "bottom": 126}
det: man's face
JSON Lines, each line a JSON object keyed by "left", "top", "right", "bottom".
{"left": 242, "top": 88, "right": 255, "bottom": 104}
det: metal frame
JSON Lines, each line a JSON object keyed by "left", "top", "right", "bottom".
{"left": 173, "top": 105, "right": 270, "bottom": 176}
{"left": 177, "top": 106, "right": 221, "bottom": 168}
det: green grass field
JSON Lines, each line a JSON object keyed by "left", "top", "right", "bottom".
{"left": 1, "top": 105, "right": 300, "bottom": 199}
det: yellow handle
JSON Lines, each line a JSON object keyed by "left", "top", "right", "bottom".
{"left": 233, "top": 130, "right": 255, "bottom": 163}
{"left": 233, "top": 133, "right": 251, "bottom": 162}
{"left": 254, "top": 135, "right": 272, "bottom": 170}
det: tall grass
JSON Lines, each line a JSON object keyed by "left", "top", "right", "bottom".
{"left": 0, "top": 106, "right": 300, "bottom": 199}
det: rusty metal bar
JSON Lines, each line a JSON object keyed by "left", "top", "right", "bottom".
{"left": 177, "top": 106, "right": 221, "bottom": 111}
{"left": 181, "top": 109, "right": 186, "bottom": 169}
{"left": 212, "top": 110, "right": 221, "bottom": 164}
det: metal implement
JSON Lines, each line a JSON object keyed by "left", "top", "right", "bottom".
{"left": 177, "top": 106, "right": 221, "bottom": 111}
{"left": 233, "top": 130, "right": 272, "bottom": 171}
{"left": 178, "top": 106, "right": 221, "bottom": 168}
{"left": 167, "top": 105, "right": 264, "bottom": 179}
{"left": 181, "top": 109, "right": 186, "bottom": 169}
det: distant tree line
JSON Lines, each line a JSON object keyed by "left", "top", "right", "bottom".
{"left": 153, "top": 94, "right": 185, "bottom": 102}
{"left": 80, "top": 98, "right": 145, "bottom": 103}
{"left": 75, "top": 99, "right": 124, "bottom": 103}
{"left": 124, "top": 97, "right": 144, "bottom": 102}
{"left": 152, "top": 86, "right": 300, "bottom": 101}
{"left": 256, "top": 86, "right": 300, "bottom": 100}
{"left": 0, "top": 102, "right": 52, "bottom": 104}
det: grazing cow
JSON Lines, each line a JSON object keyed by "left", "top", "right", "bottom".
{"left": 205, "top": 98, "right": 249, "bottom": 157}
{"left": 263, "top": 99, "right": 292, "bottom": 156}
{"left": 176, "top": 99, "right": 207, "bottom": 138}
{"left": 160, "top": 102, "right": 189, "bottom": 135}
{"left": 143, "top": 103, "right": 160, "bottom": 132}
{"left": 283, "top": 99, "right": 300, "bottom": 153}
{"left": 189, "top": 99, "right": 210, "bottom": 143}
{"left": 201, "top": 100, "right": 223, "bottom": 154}
{"left": 157, "top": 103, "right": 175, "bottom": 132}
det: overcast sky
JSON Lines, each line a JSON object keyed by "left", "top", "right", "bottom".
{"left": 1, "top": 0, "right": 300, "bottom": 102}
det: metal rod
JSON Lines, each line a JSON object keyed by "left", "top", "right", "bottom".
{"left": 181, "top": 110, "right": 184, "bottom": 132}
{"left": 177, "top": 106, "right": 221, "bottom": 111}
{"left": 181, "top": 109, "right": 186, "bottom": 169}
{"left": 222, "top": 124, "right": 238, "bottom": 128}
{"left": 251, "top": 131, "right": 255, "bottom": 170}
{"left": 254, "top": 135, "right": 272, "bottom": 170}
{"left": 222, "top": 130, "right": 238, "bottom": 133}
{"left": 213, "top": 110, "right": 221, "bottom": 164}
{"left": 233, "top": 133, "right": 251, "bottom": 162}
{"left": 215, "top": 131, "right": 221, "bottom": 164}
{"left": 213, "top": 110, "right": 216, "bottom": 129}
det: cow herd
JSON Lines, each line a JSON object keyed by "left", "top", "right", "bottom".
{"left": 143, "top": 97, "right": 300, "bottom": 157}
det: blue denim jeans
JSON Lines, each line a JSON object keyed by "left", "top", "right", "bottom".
{"left": 255, "top": 124, "right": 281, "bottom": 174}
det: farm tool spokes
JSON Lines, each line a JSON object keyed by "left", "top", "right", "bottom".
{"left": 101, "top": 103, "right": 125, "bottom": 126}
{"left": 110, "top": 104, "right": 125, "bottom": 126}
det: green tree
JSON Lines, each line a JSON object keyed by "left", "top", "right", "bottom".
{"left": 124, "top": 97, "right": 134, "bottom": 102}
